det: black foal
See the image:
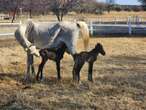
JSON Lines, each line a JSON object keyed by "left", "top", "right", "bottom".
{"left": 73, "top": 43, "right": 105, "bottom": 82}
{"left": 36, "top": 43, "right": 66, "bottom": 80}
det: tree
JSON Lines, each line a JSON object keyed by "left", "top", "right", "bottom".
{"left": 138, "top": 0, "right": 146, "bottom": 10}
{"left": 50, "top": 0, "right": 78, "bottom": 21}
{"left": 0, "top": 0, "right": 22, "bottom": 22}
{"left": 106, "top": 0, "right": 115, "bottom": 13}
{"left": 139, "top": 0, "right": 146, "bottom": 4}
{"left": 0, "top": 0, "right": 105, "bottom": 21}
{"left": 72, "top": 0, "right": 104, "bottom": 14}
{"left": 11, "top": 0, "right": 22, "bottom": 23}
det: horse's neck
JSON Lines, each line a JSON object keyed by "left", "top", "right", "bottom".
{"left": 57, "top": 46, "right": 66, "bottom": 56}
{"left": 90, "top": 48, "right": 99, "bottom": 56}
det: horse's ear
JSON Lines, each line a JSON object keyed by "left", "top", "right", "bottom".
{"left": 76, "top": 23, "right": 81, "bottom": 28}
{"left": 95, "top": 43, "right": 102, "bottom": 48}
{"left": 96, "top": 43, "right": 100, "bottom": 46}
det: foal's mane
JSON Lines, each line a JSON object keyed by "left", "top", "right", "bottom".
{"left": 90, "top": 43, "right": 102, "bottom": 53}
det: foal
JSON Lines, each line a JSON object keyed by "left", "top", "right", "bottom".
{"left": 36, "top": 43, "right": 67, "bottom": 80}
{"left": 73, "top": 43, "right": 105, "bottom": 82}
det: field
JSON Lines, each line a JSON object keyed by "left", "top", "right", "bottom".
{"left": 0, "top": 37, "right": 146, "bottom": 110}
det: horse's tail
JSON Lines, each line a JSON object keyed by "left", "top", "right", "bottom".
{"left": 76, "top": 21, "right": 90, "bottom": 50}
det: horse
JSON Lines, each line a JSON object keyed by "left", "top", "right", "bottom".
{"left": 14, "top": 20, "right": 90, "bottom": 80}
{"left": 36, "top": 43, "right": 67, "bottom": 81}
{"left": 72, "top": 43, "right": 105, "bottom": 82}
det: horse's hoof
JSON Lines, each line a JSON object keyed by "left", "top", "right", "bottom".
{"left": 57, "top": 77, "right": 61, "bottom": 81}
{"left": 72, "top": 79, "right": 80, "bottom": 84}
{"left": 36, "top": 76, "right": 39, "bottom": 81}
{"left": 88, "top": 79, "right": 93, "bottom": 82}
{"left": 40, "top": 77, "right": 45, "bottom": 82}
{"left": 23, "top": 76, "right": 31, "bottom": 83}
{"left": 24, "top": 74, "right": 29, "bottom": 80}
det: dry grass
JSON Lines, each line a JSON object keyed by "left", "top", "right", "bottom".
{"left": 1, "top": 11, "right": 146, "bottom": 23}
{"left": 0, "top": 37, "right": 146, "bottom": 110}
{"left": 96, "top": 11, "right": 146, "bottom": 18}
{"left": 0, "top": 27, "right": 17, "bottom": 33}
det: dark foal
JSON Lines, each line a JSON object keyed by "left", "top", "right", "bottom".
{"left": 73, "top": 43, "right": 105, "bottom": 82}
{"left": 36, "top": 43, "right": 66, "bottom": 80}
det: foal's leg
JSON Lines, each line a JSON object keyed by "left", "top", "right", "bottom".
{"left": 73, "top": 61, "right": 84, "bottom": 82}
{"left": 73, "top": 62, "right": 78, "bottom": 81}
{"left": 76, "top": 63, "right": 84, "bottom": 82}
{"left": 36, "top": 57, "right": 48, "bottom": 80}
{"left": 88, "top": 62, "right": 94, "bottom": 81}
{"left": 56, "top": 60, "right": 61, "bottom": 80}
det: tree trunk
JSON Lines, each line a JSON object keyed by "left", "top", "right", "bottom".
{"left": 29, "top": 9, "right": 32, "bottom": 18}
{"left": 60, "top": 12, "right": 63, "bottom": 21}
{"left": 11, "top": 7, "right": 17, "bottom": 23}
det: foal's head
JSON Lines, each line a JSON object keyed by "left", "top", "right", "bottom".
{"left": 94, "top": 43, "right": 106, "bottom": 56}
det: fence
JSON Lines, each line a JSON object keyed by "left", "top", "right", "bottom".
{"left": 0, "top": 17, "right": 146, "bottom": 38}
{"left": 89, "top": 16, "right": 146, "bottom": 24}
{"left": 88, "top": 22, "right": 146, "bottom": 36}
{"left": 87, "top": 16, "right": 146, "bottom": 35}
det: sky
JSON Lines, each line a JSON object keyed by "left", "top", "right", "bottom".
{"left": 97, "top": 0, "right": 141, "bottom": 5}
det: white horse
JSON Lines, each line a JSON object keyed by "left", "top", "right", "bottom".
{"left": 15, "top": 20, "right": 90, "bottom": 80}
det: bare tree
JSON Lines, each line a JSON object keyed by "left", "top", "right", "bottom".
{"left": 11, "top": 0, "right": 21, "bottom": 23}
{"left": 0, "top": 0, "right": 105, "bottom": 20}
{"left": 0, "top": 0, "right": 21, "bottom": 22}
{"left": 50, "top": 0, "right": 78, "bottom": 21}
{"left": 138, "top": 0, "right": 146, "bottom": 10}
{"left": 106, "top": 0, "right": 115, "bottom": 13}
{"left": 28, "top": 0, "right": 33, "bottom": 18}
{"left": 138, "top": 0, "right": 146, "bottom": 4}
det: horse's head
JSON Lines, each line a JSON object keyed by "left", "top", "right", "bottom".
{"left": 95, "top": 43, "right": 106, "bottom": 56}
{"left": 25, "top": 45, "right": 40, "bottom": 57}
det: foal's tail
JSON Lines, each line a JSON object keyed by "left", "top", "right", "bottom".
{"left": 76, "top": 21, "right": 90, "bottom": 50}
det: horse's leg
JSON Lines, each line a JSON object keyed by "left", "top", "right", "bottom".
{"left": 88, "top": 62, "right": 94, "bottom": 81}
{"left": 36, "top": 57, "right": 48, "bottom": 80}
{"left": 25, "top": 53, "right": 32, "bottom": 81}
{"left": 56, "top": 60, "right": 61, "bottom": 80}
{"left": 30, "top": 54, "right": 35, "bottom": 76}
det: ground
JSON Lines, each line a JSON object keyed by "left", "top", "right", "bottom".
{"left": 0, "top": 37, "right": 146, "bottom": 110}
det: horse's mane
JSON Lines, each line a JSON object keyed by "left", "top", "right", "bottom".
{"left": 25, "top": 20, "right": 34, "bottom": 40}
